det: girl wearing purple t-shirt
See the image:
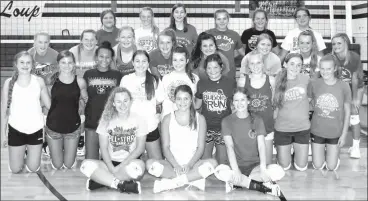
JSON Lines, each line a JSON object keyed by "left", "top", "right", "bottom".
{"left": 309, "top": 54, "right": 351, "bottom": 171}
{"left": 273, "top": 53, "right": 311, "bottom": 171}
{"left": 297, "top": 30, "right": 321, "bottom": 78}
{"left": 96, "top": 10, "right": 119, "bottom": 47}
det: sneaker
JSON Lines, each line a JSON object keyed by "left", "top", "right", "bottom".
{"left": 86, "top": 179, "right": 105, "bottom": 191}
{"left": 42, "top": 144, "right": 50, "bottom": 157}
{"left": 77, "top": 146, "right": 85, "bottom": 156}
{"left": 186, "top": 179, "right": 205, "bottom": 191}
{"left": 262, "top": 181, "right": 281, "bottom": 197}
{"left": 153, "top": 179, "right": 175, "bottom": 193}
{"left": 349, "top": 146, "right": 361, "bottom": 159}
{"left": 118, "top": 180, "right": 141, "bottom": 194}
{"left": 225, "top": 182, "right": 234, "bottom": 193}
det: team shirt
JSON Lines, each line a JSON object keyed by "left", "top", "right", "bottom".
{"left": 149, "top": 49, "right": 174, "bottom": 78}
{"left": 336, "top": 50, "right": 364, "bottom": 88}
{"left": 135, "top": 27, "right": 158, "bottom": 54}
{"left": 169, "top": 24, "right": 198, "bottom": 54}
{"left": 96, "top": 27, "right": 119, "bottom": 47}
{"left": 69, "top": 45, "right": 98, "bottom": 78}
{"left": 28, "top": 47, "right": 58, "bottom": 85}
{"left": 241, "top": 28, "right": 278, "bottom": 55}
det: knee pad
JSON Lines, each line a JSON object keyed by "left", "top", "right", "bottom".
{"left": 80, "top": 161, "right": 98, "bottom": 178}
{"left": 265, "top": 132, "right": 274, "bottom": 140}
{"left": 148, "top": 161, "right": 164, "bottom": 177}
{"left": 198, "top": 162, "right": 215, "bottom": 178}
{"left": 350, "top": 115, "right": 360, "bottom": 125}
{"left": 277, "top": 161, "right": 291, "bottom": 171}
{"left": 326, "top": 159, "right": 340, "bottom": 171}
{"left": 126, "top": 162, "right": 143, "bottom": 179}
{"left": 25, "top": 164, "right": 40, "bottom": 173}
{"left": 266, "top": 164, "right": 285, "bottom": 181}
{"left": 294, "top": 162, "right": 308, "bottom": 171}
{"left": 214, "top": 164, "right": 232, "bottom": 182}
{"left": 51, "top": 161, "right": 61, "bottom": 170}
{"left": 80, "top": 115, "right": 85, "bottom": 124}
{"left": 312, "top": 161, "right": 326, "bottom": 170}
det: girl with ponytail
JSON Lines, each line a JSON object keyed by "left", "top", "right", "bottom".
{"left": 120, "top": 50, "right": 163, "bottom": 160}
{"left": 1, "top": 51, "right": 51, "bottom": 173}
{"left": 297, "top": 29, "right": 321, "bottom": 78}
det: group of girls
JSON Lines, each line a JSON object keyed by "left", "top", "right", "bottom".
{"left": 1, "top": 3, "right": 365, "bottom": 196}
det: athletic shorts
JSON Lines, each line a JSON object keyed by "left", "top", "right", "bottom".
{"left": 311, "top": 133, "right": 339, "bottom": 145}
{"left": 274, "top": 129, "right": 310, "bottom": 146}
{"left": 112, "top": 161, "right": 121, "bottom": 167}
{"left": 8, "top": 124, "right": 43, "bottom": 146}
{"left": 206, "top": 129, "right": 225, "bottom": 145}
{"left": 146, "top": 127, "right": 160, "bottom": 142}
{"left": 45, "top": 125, "right": 81, "bottom": 140}
{"left": 239, "top": 162, "right": 260, "bottom": 176}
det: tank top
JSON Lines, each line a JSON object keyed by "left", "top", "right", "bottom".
{"left": 8, "top": 75, "right": 44, "bottom": 134}
{"left": 46, "top": 76, "right": 81, "bottom": 133}
{"left": 169, "top": 112, "right": 200, "bottom": 166}
{"left": 116, "top": 44, "right": 135, "bottom": 76}
{"left": 244, "top": 75, "right": 274, "bottom": 133}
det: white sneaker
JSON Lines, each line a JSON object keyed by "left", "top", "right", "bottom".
{"left": 186, "top": 179, "right": 205, "bottom": 191}
{"left": 153, "top": 179, "right": 175, "bottom": 193}
{"left": 349, "top": 146, "right": 361, "bottom": 159}
{"left": 77, "top": 146, "right": 85, "bottom": 156}
{"left": 262, "top": 182, "right": 281, "bottom": 197}
{"left": 225, "top": 182, "right": 234, "bottom": 193}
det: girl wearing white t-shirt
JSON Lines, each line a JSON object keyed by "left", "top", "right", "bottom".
{"left": 280, "top": 7, "right": 326, "bottom": 63}
{"left": 135, "top": 7, "right": 160, "bottom": 54}
{"left": 80, "top": 87, "right": 147, "bottom": 194}
{"left": 120, "top": 50, "right": 162, "bottom": 160}
{"left": 157, "top": 46, "right": 199, "bottom": 120}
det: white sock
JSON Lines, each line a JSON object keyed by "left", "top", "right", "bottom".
{"left": 110, "top": 178, "right": 120, "bottom": 189}
{"left": 171, "top": 174, "right": 188, "bottom": 187}
{"left": 353, "top": 139, "right": 360, "bottom": 148}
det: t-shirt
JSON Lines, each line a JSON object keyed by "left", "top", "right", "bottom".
{"left": 241, "top": 28, "right": 278, "bottom": 55}
{"left": 206, "top": 28, "right": 243, "bottom": 79}
{"left": 281, "top": 28, "right": 326, "bottom": 52}
{"left": 96, "top": 113, "right": 148, "bottom": 162}
{"left": 195, "top": 76, "right": 235, "bottom": 131}
{"left": 156, "top": 71, "right": 199, "bottom": 119}
{"left": 275, "top": 74, "right": 310, "bottom": 132}
{"left": 309, "top": 78, "right": 351, "bottom": 138}
{"left": 70, "top": 45, "right": 98, "bottom": 78}
{"left": 222, "top": 113, "right": 266, "bottom": 167}
{"left": 300, "top": 54, "right": 321, "bottom": 78}
{"left": 135, "top": 27, "right": 158, "bottom": 54}
{"left": 336, "top": 51, "right": 364, "bottom": 88}
{"left": 191, "top": 51, "right": 230, "bottom": 81}
{"left": 120, "top": 73, "right": 159, "bottom": 132}
{"left": 96, "top": 27, "right": 119, "bottom": 47}
{"left": 169, "top": 24, "right": 198, "bottom": 54}
{"left": 149, "top": 49, "right": 174, "bottom": 78}
{"left": 83, "top": 69, "right": 122, "bottom": 129}
{"left": 28, "top": 47, "right": 58, "bottom": 85}
{"left": 240, "top": 52, "right": 281, "bottom": 77}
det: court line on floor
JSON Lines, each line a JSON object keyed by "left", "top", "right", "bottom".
{"left": 37, "top": 171, "right": 68, "bottom": 201}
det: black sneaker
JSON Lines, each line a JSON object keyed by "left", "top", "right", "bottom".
{"left": 117, "top": 180, "right": 141, "bottom": 194}
{"left": 86, "top": 179, "right": 105, "bottom": 191}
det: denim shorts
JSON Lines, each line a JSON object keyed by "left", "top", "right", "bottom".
{"left": 45, "top": 125, "right": 81, "bottom": 140}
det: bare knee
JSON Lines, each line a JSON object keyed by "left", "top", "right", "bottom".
{"left": 9, "top": 165, "right": 23, "bottom": 174}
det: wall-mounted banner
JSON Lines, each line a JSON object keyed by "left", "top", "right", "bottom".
{"left": 249, "top": 0, "right": 305, "bottom": 18}
{"left": 0, "top": 1, "right": 42, "bottom": 22}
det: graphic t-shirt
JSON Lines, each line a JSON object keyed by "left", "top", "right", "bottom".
{"left": 83, "top": 69, "right": 122, "bottom": 129}
{"left": 275, "top": 74, "right": 310, "bottom": 132}
{"left": 240, "top": 52, "right": 281, "bottom": 77}
{"left": 96, "top": 27, "right": 119, "bottom": 47}
{"left": 241, "top": 28, "right": 278, "bottom": 55}
{"left": 195, "top": 76, "right": 235, "bottom": 131}
{"left": 149, "top": 49, "right": 174, "bottom": 78}
{"left": 70, "top": 45, "right": 98, "bottom": 78}
{"left": 222, "top": 114, "right": 266, "bottom": 167}
{"left": 309, "top": 78, "right": 351, "bottom": 138}
{"left": 96, "top": 113, "right": 148, "bottom": 162}
{"left": 281, "top": 28, "right": 326, "bottom": 52}
{"left": 157, "top": 71, "right": 199, "bottom": 119}
{"left": 191, "top": 51, "right": 230, "bottom": 81}
{"left": 120, "top": 73, "right": 159, "bottom": 132}
{"left": 135, "top": 27, "right": 158, "bottom": 54}
{"left": 300, "top": 54, "right": 321, "bottom": 78}
{"left": 206, "top": 28, "right": 243, "bottom": 79}
{"left": 336, "top": 51, "right": 364, "bottom": 88}
{"left": 169, "top": 24, "right": 198, "bottom": 54}
{"left": 28, "top": 47, "right": 58, "bottom": 85}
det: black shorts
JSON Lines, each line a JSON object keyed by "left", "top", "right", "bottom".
{"left": 239, "top": 162, "right": 260, "bottom": 176}
{"left": 146, "top": 128, "right": 160, "bottom": 142}
{"left": 8, "top": 124, "right": 43, "bottom": 146}
{"left": 112, "top": 161, "right": 121, "bottom": 167}
{"left": 274, "top": 129, "right": 310, "bottom": 146}
{"left": 311, "top": 133, "right": 339, "bottom": 145}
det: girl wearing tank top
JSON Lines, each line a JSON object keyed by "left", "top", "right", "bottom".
{"left": 1, "top": 51, "right": 51, "bottom": 173}
{"left": 238, "top": 51, "right": 275, "bottom": 164}
{"left": 120, "top": 50, "right": 162, "bottom": 160}
{"left": 45, "top": 50, "right": 88, "bottom": 170}
{"left": 146, "top": 85, "right": 218, "bottom": 193}
{"left": 113, "top": 26, "right": 136, "bottom": 76}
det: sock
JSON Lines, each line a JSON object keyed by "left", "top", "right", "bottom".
{"left": 171, "top": 174, "right": 189, "bottom": 187}
{"left": 353, "top": 139, "right": 360, "bottom": 148}
{"left": 110, "top": 178, "right": 120, "bottom": 189}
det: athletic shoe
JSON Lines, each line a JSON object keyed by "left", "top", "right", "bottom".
{"left": 349, "top": 146, "right": 361, "bottom": 159}
{"left": 186, "top": 179, "right": 205, "bottom": 191}
{"left": 77, "top": 136, "right": 85, "bottom": 156}
{"left": 153, "top": 179, "right": 176, "bottom": 193}
{"left": 262, "top": 181, "right": 281, "bottom": 197}
{"left": 225, "top": 182, "right": 234, "bottom": 193}
{"left": 86, "top": 179, "right": 105, "bottom": 191}
{"left": 117, "top": 180, "right": 141, "bottom": 194}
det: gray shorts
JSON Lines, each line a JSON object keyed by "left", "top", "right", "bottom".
{"left": 45, "top": 125, "right": 81, "bottom": 140}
